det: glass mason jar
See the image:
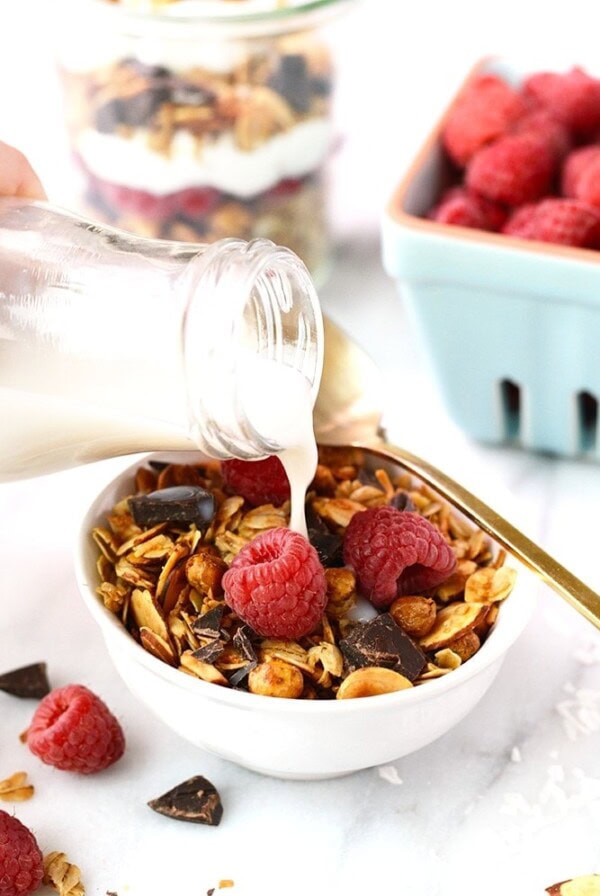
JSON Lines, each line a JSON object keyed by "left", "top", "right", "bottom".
{"left": 55, "top": 0, "right": 355, "bottom": 284}
{"left": 0, "top": 199, "right": 323, "bottom": 481}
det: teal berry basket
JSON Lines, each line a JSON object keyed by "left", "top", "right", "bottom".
{"left": 381, "top": 56, "right": 600, "bottom": 459}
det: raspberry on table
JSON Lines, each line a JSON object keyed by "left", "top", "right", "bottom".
{"left": 523, "top": 67, "right": 600, "bottom": 138}
{"left": 428, "top": 186, "right": 507, "bottom": 231}
{"left": 222, "top": 528, "right": 327, "bottom": 640}
{"left": 27, "top": 684, "right": 125, "bottom": 774}
{"left": 343, "top": 507, "right": 456, "bottom": 609}
{"left": 442, "top": 73, "right": 527, "bottom": 166}
{"left": 466, "top": 133, "right": 555, "bottom": 206}
{"left": 0, "top": 810, "right": 44, "bottom": 896}
{"left": 220, "top": 456, "right": 291, "bottom": 507}
{"left": 503, "top": 198, "right": 600, "bottom": 248}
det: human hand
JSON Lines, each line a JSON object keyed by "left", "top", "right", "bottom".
{"left": 0, "top": 140, "right": 46, "bottom": 199}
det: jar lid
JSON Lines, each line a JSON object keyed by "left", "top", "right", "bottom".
{"left": 77, "top": 0, "right": 357, "bottom": 37}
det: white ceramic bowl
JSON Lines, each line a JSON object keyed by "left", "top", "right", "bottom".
{"left": 75, "top": 448, "right": 535, "bottom": 780}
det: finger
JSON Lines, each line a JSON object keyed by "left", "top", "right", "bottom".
{"left": 0, "top": 141, "right": 47, "bottom": 199}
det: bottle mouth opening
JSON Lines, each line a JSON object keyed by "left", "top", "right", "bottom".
{"left": 181, "top": 237, "right": 323, "bottom": 458}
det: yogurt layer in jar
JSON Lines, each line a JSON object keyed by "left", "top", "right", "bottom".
{"left": 57, "top": 0, "right": 354, "bottom": 281}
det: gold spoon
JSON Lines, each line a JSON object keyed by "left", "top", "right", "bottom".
{"left": 315, "top": 317, "right": 600, "bottom": 631}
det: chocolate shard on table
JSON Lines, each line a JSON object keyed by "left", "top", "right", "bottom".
{"left": 0, "top": 662, "right": 50, "bottom": 699}
{"left": 148, "top": 775, "right": 223, "bottom": 826}
{"left": 129, "top": 486, "right": 215, "bottom": 530}
{"left": 340, "top": 613, "right": 426, "bottom": 681}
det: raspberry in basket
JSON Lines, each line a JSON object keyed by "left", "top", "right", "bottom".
{"left": 503, "top": 198, "right": 600, "bottom": 248}
{"left": 221, "top": 456, "right": 291, "bottom": 507}
{"left": 429, "top": 187, "right": 507, "bottom": 231}
{"left": 442, "top": 73, "right": 526, "bottom": 166}
{"left": 0, "top": 810, "right": 44, "bottom": 896}
{"left": 27, "top": 684, "right": 125, "bottom": 774}
{"left": 466, "top": 133, "right": 555, "bottom": 206}
{"left": 523, "top": 67, "right": 600, "bottom": 137}
{"left": 343, "top": 507, "right": 456, "bottom": 609}
{"left": 222, "top": 528, "right": 327, "bottom": 639}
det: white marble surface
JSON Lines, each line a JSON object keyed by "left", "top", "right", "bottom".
{"left": 3, "top": 2, "right": 600, "bottom": 894}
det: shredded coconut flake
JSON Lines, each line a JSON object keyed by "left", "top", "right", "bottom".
{"left": 510, "top": 746, "right": 522, "bottom": 763}
{"left": 573, "top": 638, "right": 600, "bottom": 665}
{"left": 555, "top": 683, "right": 600, "bottom": 741}
{"left": 377, "top": 765, "right": 403, "bottom": 785}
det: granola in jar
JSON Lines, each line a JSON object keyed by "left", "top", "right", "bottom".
{"left": 57, "top": 0, "right": 354, "bottom": 281}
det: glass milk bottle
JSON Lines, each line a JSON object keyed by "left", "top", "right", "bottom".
{"left": 0, "top": 199, "right": 323, "bottom": 488}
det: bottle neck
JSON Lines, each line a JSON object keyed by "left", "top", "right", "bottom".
{"left": 181, "top": 238, "right": 323, "bottom": 459}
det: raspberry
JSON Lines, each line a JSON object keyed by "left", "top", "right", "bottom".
{"left": 27, "top": 684, "right": 125, "bottom": 774}
{"left": 222, "top": 528, "right": 327, "bottom": 639}
{"left": 221, "top": 456, "right": 290, "bottom": 507}
{"left": 94, "top": 178, "right": 177, "bottom": 220}
{"left": 442, "top": 73, "right": 527, "bottom": 166}
{"left": 523, "top": 67, "right": 600, "bottom": 138}
{"left": 562, "top": 145, "right": 600, "bottom": 197}
{"left": 176, "top": 186, "right": 220, "bottom": 218}
{"left": 466, "top": 134, "right": 555, "bottom": 206}
{"left": 567, "top": 152, "right": 600, "bottom": 208}
{"left": 428, "top": 186, "right": 507, "bottom": 231}
{"left": 266, "top": 177, "right": 304, "bottom": 199}
{"left": 511, "top": 109, "right": 571, "bottom": 161}
{"left": 503, "top": 198, "right": 600, "bottom": 248}
{"left": 0, "top": 811, "right": 44, "bottom": 896}
{"left": 343, "top": 507, "right": 456, "bottom": 609}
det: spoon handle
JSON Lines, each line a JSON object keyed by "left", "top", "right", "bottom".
{"left": 367, "top": 441, "right": 600, "bottom": 631}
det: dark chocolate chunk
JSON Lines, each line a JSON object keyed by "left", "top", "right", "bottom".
{"left": 119, "top": 86, "right": 170, "bottom": 126}
{"left": 357, "top": 467, "right": 382, "bottom": 489}
{"left": 339, "top": 613, "right": 426, "bottom": 681}
{"left": 390, "top": 491, "right": 416, "bottom": 513}
{"left": 148, "top": 460, "right": 169, "bottom": 472}
{"left": 170, "top": 80, "right": 214, "bottom": 107}
{"left": 228, "top": 660, "right": 257, "bottom": 689}
{"left": 95, "top": 99, "right": 124, "bottom": 134}
{"left": 129, "top": 486, "right": 215, "bottom": 530}
{"left": 122, "top": 58, "right": 171, "bottom": 80}
{"left": 148, "top": 775, "right": 223, "bottom": 825}
{"left": 0, "top": 662, "right": 50, "bottom": 699}
{"left": 191, "top": 605, "right": 225, "bottom": 639}
{"left": 309, "top": 529, "right": 344, "bottom": 567}
{"left": 232, "top": 626, "right": 257, "bottom": 664}
{"left": 306, "top": 504, "right": 344, "bottom": 566}
{"left": 310, "top": 74, "right": 333, "bottom": 97}
{"left": 192, "top": 640, "right": 224, "bottom": 664}
{"left": 268, "top": 54, "right": 311, "bottom": 112}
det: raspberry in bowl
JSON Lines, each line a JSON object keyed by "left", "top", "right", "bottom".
{"left": 75, "top": 445, "right": 533, "bottom": 779}
{"left": 56, "top": 0, "right": 356, "bottom": 283}
{"left": 382, "top": 58, "right": 600, "bottom": 459}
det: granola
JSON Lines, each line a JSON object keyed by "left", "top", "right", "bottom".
{"left": 92, "top": 448, "right": 517, "bottom": 699}
{"left": 58, "top": 17, "right": 334, "bottom": 277}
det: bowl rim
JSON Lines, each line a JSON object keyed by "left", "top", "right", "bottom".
{"left": 385, "top": 54, "right": 600, "bottom": 267}
{"left": 74, "top": 449, "right": 536, "bottom": 716}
